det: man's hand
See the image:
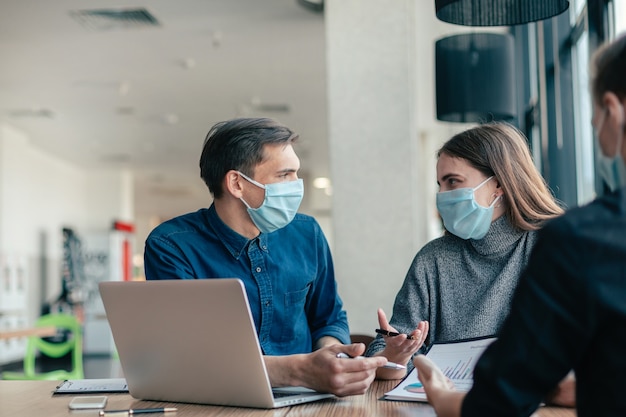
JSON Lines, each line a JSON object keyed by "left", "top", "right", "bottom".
{"left": 413, "top": 355, "right": 464, "bottom": 417}
{"left": 375, "top": 308, "right": 429, "bottom": 380}
{"left": 265, "top": 343, "right": 387, "bottom": 397}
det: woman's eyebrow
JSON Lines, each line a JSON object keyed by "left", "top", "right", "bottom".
{"left": 440, "top": 173, "right": 460, "bottom": 182}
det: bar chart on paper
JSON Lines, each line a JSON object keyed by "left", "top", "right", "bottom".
{"left": 383, "top": 336, "right": 497, "bottom": 402}
{"left": 427, "top": 337, "right": 496, "bottom": 391}
{"left": 443, "top": 359, "right": 474, "bottom": 379}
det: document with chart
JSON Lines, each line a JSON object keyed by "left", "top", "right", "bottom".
{"left": 383, "top": 336, "right": 496, "bottom": 402}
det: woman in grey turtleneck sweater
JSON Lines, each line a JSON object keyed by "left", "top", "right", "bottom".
{"left": 366, "top": 123, "right": 564, "bottom": 380}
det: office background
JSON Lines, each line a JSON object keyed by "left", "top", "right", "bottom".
{"left": 0, "top": 0, "right": 624, "bottom": 364}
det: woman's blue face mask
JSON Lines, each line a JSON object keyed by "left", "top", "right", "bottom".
{"left": 436, "top": 176, "right": 500, "bottom": 240}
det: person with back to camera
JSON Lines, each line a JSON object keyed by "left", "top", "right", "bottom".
{"left": 365, "top": 121, "right": 564, "bottom": 381}
{"left": 143, "top": 117, "right": 387, "bottom": 396}
{"left": 414, "top": 32, "right": 626, "bottom": 417}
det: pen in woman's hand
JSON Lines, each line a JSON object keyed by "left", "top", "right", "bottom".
{"left": 375, "top": 328, "right": 416, "bottom": 340}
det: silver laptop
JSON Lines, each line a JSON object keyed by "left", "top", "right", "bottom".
{"left": 98, "top": 279, "right": 335, "bottom": 408}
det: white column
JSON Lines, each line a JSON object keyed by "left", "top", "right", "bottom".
{"left": 326, "top": 0, "right": 422, "bottom": 335}
{"left": 326, "top": 0, "right": 474, "bottom": 335}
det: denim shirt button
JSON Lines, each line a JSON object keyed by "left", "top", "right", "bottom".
{"left": 265, "top": 300, "right": 271, "bottom": 307}
{"left": 256, "top": 267, "right": 261, "bottom": 272}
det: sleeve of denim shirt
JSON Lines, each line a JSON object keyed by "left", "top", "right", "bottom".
{"left": 305, "top": 219, "right": 350, "bottom": 346}
{"left": 144, "top": 227, "right": 196, "bottom": 280}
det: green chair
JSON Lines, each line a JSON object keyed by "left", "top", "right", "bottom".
{"left": 2, "top": 313, "right": 84, "bottom": 380}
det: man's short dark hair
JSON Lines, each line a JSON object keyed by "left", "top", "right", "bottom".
{"left": 199, "top": 117, "right": 299, "bottom": 198}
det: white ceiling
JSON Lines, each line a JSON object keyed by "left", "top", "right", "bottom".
{"left": 0, "top": 0, "right": 329, "bottom": 220}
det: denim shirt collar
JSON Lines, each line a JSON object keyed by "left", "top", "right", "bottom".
{"left": 205, "top": 204, "right": 268, "bottom": 259}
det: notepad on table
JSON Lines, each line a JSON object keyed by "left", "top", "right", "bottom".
{"left": 54, "top": 378, "right": 129, "bottom": 394}
{"left": 383, "top": 336, "right": 496, "bottom": 402}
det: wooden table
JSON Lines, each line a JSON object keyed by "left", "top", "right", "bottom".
{"left": 0, "top": 380, "right": 576, "bottom": 417}
{"left": 0, "top": 326, "right": 56, "bottom": 340}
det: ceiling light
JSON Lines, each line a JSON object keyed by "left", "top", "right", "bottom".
{"left": 313, "top": 177, "right": 331, "bottom": 189}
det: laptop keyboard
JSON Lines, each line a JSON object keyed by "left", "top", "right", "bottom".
{"left": 273, "top": 391, "right": 296, "bottom": 398}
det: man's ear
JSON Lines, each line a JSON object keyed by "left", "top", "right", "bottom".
{"left": 602, "top": 91, "right": 626, "bottom": 135}
{"left": 224, "top": 170, "right": 244, "bottom": 198}
{"left": 602, "top": 92, "right": 622, "bottom": 119}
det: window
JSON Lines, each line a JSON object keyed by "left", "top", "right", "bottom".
{"left": 571, "top": 30, "right": 596, "bottom": 204}
{"left": 612, "top": 1, "right": 626, "bottom": 36}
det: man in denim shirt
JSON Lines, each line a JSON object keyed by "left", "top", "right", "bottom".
{"left": 144, "top": 117, "right": 386, "bottom": 396}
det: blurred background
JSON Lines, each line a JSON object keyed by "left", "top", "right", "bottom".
{"left": 0, "top": 0, "right": 624, "bottom": 367}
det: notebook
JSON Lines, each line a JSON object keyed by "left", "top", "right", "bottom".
{"left": 98, "top": 279, "right": 335, "bottom": 409}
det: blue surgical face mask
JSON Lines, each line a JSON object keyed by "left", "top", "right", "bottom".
{"left": 238, "top": 171, "right": 304, "bottom": 234}
{"left": 595, "top": 105, "right": 626, "bottom": 192}
{"left": 436, "top": 176, "right": 501, "bottom": 240}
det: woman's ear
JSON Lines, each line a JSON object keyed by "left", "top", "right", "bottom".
{"left": 493, "top": 177, "right": 504, "bottom": 197}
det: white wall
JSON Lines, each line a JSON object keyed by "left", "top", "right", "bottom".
{"left": 0, "top": 123, "right": 132, "bottom": 363}
{"left": 326, "top": 0, "right": 491, "bottom": 335}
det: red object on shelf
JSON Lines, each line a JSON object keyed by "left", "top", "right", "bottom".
{"left": 122, "top": 238, "right": 131, "bottom": 281}
{"left": 113, "top": 221, "right": 135, "bottom": 233}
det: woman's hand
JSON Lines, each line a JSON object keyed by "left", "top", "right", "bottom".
{"left": 374, "top": 308, "right": 429, "bottom": 379}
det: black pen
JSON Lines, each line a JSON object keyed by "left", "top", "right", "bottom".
{"left": 375, "top": 328, "right": 416, "bottom": 340}
{"left": 99, "top": 407, "right": 177, "bottom": 416}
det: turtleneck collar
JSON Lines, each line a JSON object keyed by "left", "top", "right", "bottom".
{"left": 468, "top": 215, "right": 527, "bottom": 256}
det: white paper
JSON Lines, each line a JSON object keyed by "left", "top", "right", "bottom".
{"left": 384, "top": 336, "right": 496, "bottom": 402}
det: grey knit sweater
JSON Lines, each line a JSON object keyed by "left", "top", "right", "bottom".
{"left": 365, "top": 216, "right": 538, "bottom": 370}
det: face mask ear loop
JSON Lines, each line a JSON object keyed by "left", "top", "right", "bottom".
{"left": 490, "top": 194, "right": 502, "bottom": 208}
{"left": 473, "top": 176, "right": 494, "bottom": 191}
{"left": 496, "top": 191, "right": 505, "bottom": 208}
{"left": 237, "top": 171, "right": 267, "bottom": 212}
{"left": 237, "top": 171, "right": 266, "bottom": 190}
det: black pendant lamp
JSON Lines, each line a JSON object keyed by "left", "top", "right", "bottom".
{"left": 435, "top": 32, "right": 516, "bottom": 123}
{"left": 435, "top": 0, "right": 569, "bottom": 26}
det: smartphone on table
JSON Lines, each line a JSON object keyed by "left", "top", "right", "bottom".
{"left": 68, "top": 395, "right": 108, "bottom": 409}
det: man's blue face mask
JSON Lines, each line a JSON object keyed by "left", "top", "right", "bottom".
{"left": 238, "top": 171, "right": 304, "bottom": 234}
{"left": 436, "top": 176, "right": 501, "bottom": 240}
